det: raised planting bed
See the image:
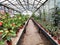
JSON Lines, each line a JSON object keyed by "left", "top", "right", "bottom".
{"left": 0, "top": 19, "right": 29, "bottom": 45}
{"left": 16, "top": 19, "right": 29, "bottom": 45}
{"left": 11, "top": 19, "right": 29, "bottom": 45}
{"left": 11, "top": 27, "right": 25, "bottom": 45}
{"left": 31, "top": 18, "right": 59, "bottom": 45}
{"left": 0, "top": 13, "right": 29, "bottom": 45}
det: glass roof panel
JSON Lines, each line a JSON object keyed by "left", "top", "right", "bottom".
{"left": 29, "top": 0, "right": 34, "bottom": 4}
{"left": 0, "top": 0, "right": 5, "bottom": 2}
{"left": 2, "top": 1, "right": 10, "bottom": 5}
{"left": 0, "top": 0, "right": 46, "bottom": 13}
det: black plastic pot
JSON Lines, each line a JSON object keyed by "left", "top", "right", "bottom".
{"left": 7, "top": 40, "right": 12, "bottom": 45}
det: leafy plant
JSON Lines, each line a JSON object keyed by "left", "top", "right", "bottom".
{"left": 0, "top": 40, "right": 4, "bottom": 45}
{"left": 0, "top": 13, "right": 29, "bottom": 44}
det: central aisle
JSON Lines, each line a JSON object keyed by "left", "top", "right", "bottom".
{"left": 19, "top": 20, "right": 52, "bottom": 45}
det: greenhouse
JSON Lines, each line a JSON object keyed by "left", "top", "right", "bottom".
{"left": 0, "top": 0, "right": 60, "bottom": 45}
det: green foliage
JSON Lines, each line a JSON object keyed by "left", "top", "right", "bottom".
{"left": 0, "top": 13, "right": 29, "bottom": 44}
{"left": 0, "top": 40, "right": 4, "bottom": 45}
{"left": 32, "top": 12, "right": 59, "bottom": 37}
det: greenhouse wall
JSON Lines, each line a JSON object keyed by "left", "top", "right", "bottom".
{"left": 39, "top": 0, "right": 60, "bottom": 27}
{"left": 0, "top": 5, "right": 5, "bottom": 15}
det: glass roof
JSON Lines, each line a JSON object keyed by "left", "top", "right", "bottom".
{"left": 0, "top": 0, "right": 46, "bottom": 13}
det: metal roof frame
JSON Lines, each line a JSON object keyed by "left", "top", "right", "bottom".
{"left": 0, "top": 0, "right": 48, "bottom": 13}
{"left": 34, "top": 0, "right": 48, "bottom": 13}
{"left": 0, "top": 3, "right": 21, "bottom": 13}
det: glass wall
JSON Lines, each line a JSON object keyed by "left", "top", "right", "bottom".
{"left": 0, "top": 6, "right": 5, "bottom": 15}
{"left": 38, "top": 0, "right": 60, "bottom": 28}
{"left": 32, "top": 0, "right": 60, "bottom": 32}
{"left": 56, "top": 0, "right": 60, "bottom": 27}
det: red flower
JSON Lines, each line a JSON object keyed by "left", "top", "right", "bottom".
{"left": 0, "top": 22, "right": 3, "bottom": 26}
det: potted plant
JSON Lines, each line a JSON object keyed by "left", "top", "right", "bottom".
{"left": 57, "top": 30, "right": 60, "bottom": 44}
{"left": 0, "top": 13, "right": 29, "bottom": 45}
{"left": 2, "top": 28, "right": 16, "bottom": 45}
{"left": 19, "top": 24, "right": 24, "bottom": 29}
{"left": 58, "top": 37, "right": 60, "bottom": 44}
{"left": 50, "top": 26, "right": 57, "bottom": 37}
{"left": 53, "top": 31, "right": 57, "bottom": 40}
{"left": 0, "top": 30, "right": 3, "bottom": 36}
{"left": 46, "top": 25, "right": 52, "bottom": 34}
{"left": 0, "top": 40, "right": 5, "bottom": 45}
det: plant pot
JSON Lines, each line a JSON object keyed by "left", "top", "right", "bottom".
{"left": 58, "top": 39, "right": 60, "bottom": 44}
{"left": 48, "top": 32, "right": 51, "bottom": 35}
{"left": 16, "top": 31, "right": 18, "bottom": 34}
{"left": 50, "top": 32, "right": 54, "bottom": 37}
{"left": 16, "top": 27, "right": 20, "bottom": 33}
{"left": 16, "top": 29, "right": 20, "bottom": 36}
{"left": 46, "top": 30, "right": 48, "bottom": 33}
{"left": 16, "top": 31, "right": 18, "bottom": 37}
{"left": 23, "top": 23, "right": 25, "bottom": 25}
{"left": 0, "top": 32, "right": 2, "bottom": 37}
{"left": 0, "top": 32, "right": 2, "bottom": 34}
{"left": 53, "top": 36, "right": 57, "bottom": 40}
{"left": 43, "top": 19, "right": 46, "bottom": 22}
{"left": 7, "top": 40, "right": 12, "bottom": 45}
{"left": 20, "top": 25, "right": 23, "bottom": 29}
{"left": 8, "top": 28, "right": 12, "bottom": 30}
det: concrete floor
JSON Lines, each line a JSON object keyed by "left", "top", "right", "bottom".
{"left": 19, "top": 20, "right": 52, "bottom": 45}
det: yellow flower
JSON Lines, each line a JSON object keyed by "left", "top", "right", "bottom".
{"left": 5, "top": 30, "right": 9, "bottom": 33}
{"left": 19, "top": 17, "right": 21, "bottom": 19}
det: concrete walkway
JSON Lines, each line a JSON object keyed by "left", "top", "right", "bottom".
{"left": 19, "top": 20, "right": 52, "bottom": 45}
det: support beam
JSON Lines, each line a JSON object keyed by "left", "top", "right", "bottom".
{"left": 27, "top": 0, "right": 29, "bottom": 10}
{"left": 0, "top": 0, "right": 9, "bottom": 3}
{"left": 16, "top": 0, "right": 26, "bottom": 11}
{"left": 18, "top": 0, "right": 26, "bottom": 11}
{"left": 34, "top": 0, "right": 48, "bottom": 13}
{"left": 0, "top": 3, "right": 21, "bottom": 13}
{"left": 32, "top": 0, "right": 35, "bottom": 9}
{"left": 34, "top": 0, "right": 42, "bottom": 8}
{"left": 0, "top": 1, "right": 6, "bottom": 3}
{"left": 23, "top": 0, "right": 26, "bottom": 9}
{"left": 1, "top": 0, "right": 23, "bottom": 13}
{"left": 8, "top": 1, "right": 22, "bottom": 11}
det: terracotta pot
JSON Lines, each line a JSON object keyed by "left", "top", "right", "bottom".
{"left": 53, "top": 36, "right": 57, "bottom": 40}
{"left": 58, "top": 40, "right": 60, "bottom": 44}
{"left": 16, "top": 29, "right": 20, "bottom": 36}
{"left": 48, "top": 31, "right": 50, "bottom": 34}
{"left": 7, "top": 40, "right": 12, "bottom": 45}
{"left": 46, "top": 30, "right": 48, "bottom": 32}
{"left": 16, "top": 30, "right": 19, "bottom": 34}
{"left": 20, "top": 25, "right": 23, "bottom": 29}
{"left": 16, "top": 28, "right": 20, "bottom": 33}
{"left": 0, "top": 32, "right": 2, "bottom": 34}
